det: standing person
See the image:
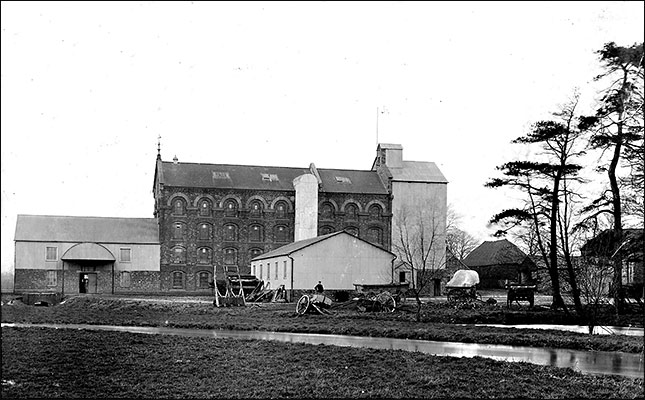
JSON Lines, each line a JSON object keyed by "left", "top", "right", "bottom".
{"left": 314, "top": 281, "right": 324, "bottom": 293}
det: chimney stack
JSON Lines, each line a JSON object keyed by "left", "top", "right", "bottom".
{"left": 293, "top": 174, "right": 319, "bottom": 241}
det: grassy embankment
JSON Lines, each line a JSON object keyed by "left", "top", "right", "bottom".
{"left": 2, "top": 296, "right": 643, "bottom": 353}
{"left": 2, "top": 295, "right": 643, "bottom": 398}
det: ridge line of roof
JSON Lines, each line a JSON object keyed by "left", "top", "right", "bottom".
{"left": 17, "top": 214, "right": 157, "bottom": 220}
{"left": 162, "top": 161, "right": 378, "bottom": 173}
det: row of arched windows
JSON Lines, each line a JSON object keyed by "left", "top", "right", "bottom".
{"left": 171, "top": 222, "right": 290, "bottom": 242}
{"left": 171, "top": 197, "right": 386, "bottom": 220}
{"left": 172, "top": 198, "right": 290, "bottom": 218}
{"left": 169, "top": 246, "right": 261, "bottom": 265}
{"left": 170, "top": 270, "right": 212, "bottom": 290}
{"left": 320, "top": 202, "right": 383, "bottom": 220}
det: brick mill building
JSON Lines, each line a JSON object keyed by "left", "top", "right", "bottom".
{"left": 14, "top": 143, "right": 448, "bottom": 295}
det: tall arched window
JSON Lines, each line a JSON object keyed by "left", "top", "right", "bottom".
{"left": 197, "top": 247, "right": 212, "bottom": 264}
{"left": 172, "top": 222, "right": 185, "bottom": 240}
{"left": 224, "top": 200, "right": 238, "bottom": 217}
{"left": 368, "top": 227, "right": 383, "bottom": 246}
{"left": 223, "top": 248, "right": 237, "bottom": 265}
{"left": 249, "top": 200, "right": 263, "bottom": 218}
{"left": 198, "top": 223, "right": 212, "bottom": 241}
{"left": 171, "top": 246, "right": 186, "bottom": 264}
{"left": 320, "top": 202, "right": 334, "bottom": 220}
{"left": 369, "top": 204, "right": 382, "bottom": 218}
{"left": 274, "top": 225, "right": 288, "bottom": 242}
{"left": 223, "top": 224, "right": 238, "bottom": 241}
{"left": 345, "top": 203, "right": 359, "bottom": 220}
{"left": 199, "top": 199, "right": 211, "bottom": 216}
{"left": 173, "top": 199, "right": 186, "bottom": 215}
{"left": 198, "top": 271, "right": 211, "bottom": 289}
{"left": 275, "top": 201, "right": 288, "bottom": 219}
{"left": 249, "top": 248, "right": 263, "bottom": 260}
{"left": 172, "top": 271, "right": 185, "bottom": 289}
{"left": 249, "top": 224, "right": 264, "bottom": 242}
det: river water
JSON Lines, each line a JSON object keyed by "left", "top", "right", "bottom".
{"left": 2, "top": 323, "right": 643, "bottom": 379}
{"left": 470, "top": 323, "right": 644, "bottom": 336}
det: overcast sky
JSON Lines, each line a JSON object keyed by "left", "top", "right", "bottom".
{"left": 2, "top": 1, "right": 644, "bottom": 274}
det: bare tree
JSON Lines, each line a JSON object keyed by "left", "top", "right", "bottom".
{"left": 446, "top": 228, "right": 478, "bottom": 261}
{"left": 392, "top": 206, "right": 446, "bottom": 321}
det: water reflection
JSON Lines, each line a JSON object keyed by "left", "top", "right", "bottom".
{"left": 470, "top": 323, "right": 644, "bottom": 336}
{"left": 2, "top": 323, "right": 643, "bottom": 379}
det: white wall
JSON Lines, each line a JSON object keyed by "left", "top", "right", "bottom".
{"left": 291, "top": 234, "right": 394, "bottom": 290}
{"left": 391, "top": 181, "right": 447, "bottom": 283}
{"left": 14, "top": 241, "right": 160, "bottom": 272}
{"left": 251, "top": 255, "right": 292, "bottom": 289}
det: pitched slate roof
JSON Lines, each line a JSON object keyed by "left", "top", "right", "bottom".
{"left": 463, "top": 239, "right": 528, "bottom": 267}
{"left": 159, "top": 161, "right": 389, "bottom": 194}
{"left": 387, "top": 161, "right": 448, "bottom": 183}
{"left": 251, "top": 231, "right": 395, "bottom": 261}
{"left": 14, "top": 215, "right": 159, "bottom": 244}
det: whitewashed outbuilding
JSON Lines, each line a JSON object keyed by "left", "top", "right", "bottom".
{"left": 250, "top": 231, "right": 396, "bottom": 299}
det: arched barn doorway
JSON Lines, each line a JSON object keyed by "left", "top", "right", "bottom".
{"left": 61, "top": 243, "right": 116, "bottom": 295}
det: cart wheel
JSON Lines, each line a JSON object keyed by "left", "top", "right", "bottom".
{"left": 296, "top": 295, "right": 310, "bottom": 315}
{"left": 381, "top": 293, "right": 396, "bottom": 312}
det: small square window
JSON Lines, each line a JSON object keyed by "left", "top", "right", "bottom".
{"left": 120, "top": 248, "right": 132, "bottom": 263}
{"left": 46, "top": 247, "right": 58, "bottom": 261}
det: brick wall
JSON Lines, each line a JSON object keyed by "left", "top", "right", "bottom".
{"left": 156, "top": 187, "right": 393, "bottom": 279}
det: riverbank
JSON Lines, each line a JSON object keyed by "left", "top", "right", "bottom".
{"left": 2, "top": 327, "right": 643, "bottom": 399}
{"left": 1, "top": 295, "right": 643, "bottom": 353}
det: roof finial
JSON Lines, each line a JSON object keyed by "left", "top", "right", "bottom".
{"left": 173, "top": 155, "right": 178, "bottom": 164}
{"left": 157, "top": 135, "right": 162, "bottom": 160}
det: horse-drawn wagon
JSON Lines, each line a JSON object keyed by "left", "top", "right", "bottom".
{"left": 445, "top": 270, "right": 482, "bottom": 305}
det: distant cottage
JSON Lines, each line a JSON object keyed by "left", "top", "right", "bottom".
{"left": 463, "top": 239, "right": 536, "bottom": 289}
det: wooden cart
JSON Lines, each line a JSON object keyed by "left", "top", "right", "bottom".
{"left": 506, "top": 284, "right": 536, "bottom": 308}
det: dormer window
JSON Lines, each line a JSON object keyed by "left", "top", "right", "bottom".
{"left": 261, "top": 173, "right": 279, "bottom": 182}
{"left": 212, "top": 171, "right": 230, "bottom": 180}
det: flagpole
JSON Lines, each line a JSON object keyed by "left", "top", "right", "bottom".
{"left": 376, "top": 107, "right": 379, "bottom": 146}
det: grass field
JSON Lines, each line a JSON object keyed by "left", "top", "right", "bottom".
{"left": 1, "top": 295, "right": 644, "bottom": 398}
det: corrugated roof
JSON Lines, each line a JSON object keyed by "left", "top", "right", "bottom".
{"left": 388, "top": 161, "right": 448, "bottom": 183}
{"left": 463, "top": 239, "right": 528, "bottom": 267}
{"left": 159, "top": 161, "right": 388, "bottom": 194}
{"left": 15, "top": 215, "right": 159, "bottom": 244}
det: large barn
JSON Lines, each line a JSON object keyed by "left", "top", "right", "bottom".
{"left": 13, "top": 215, "right": 160, "bottom": 294}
